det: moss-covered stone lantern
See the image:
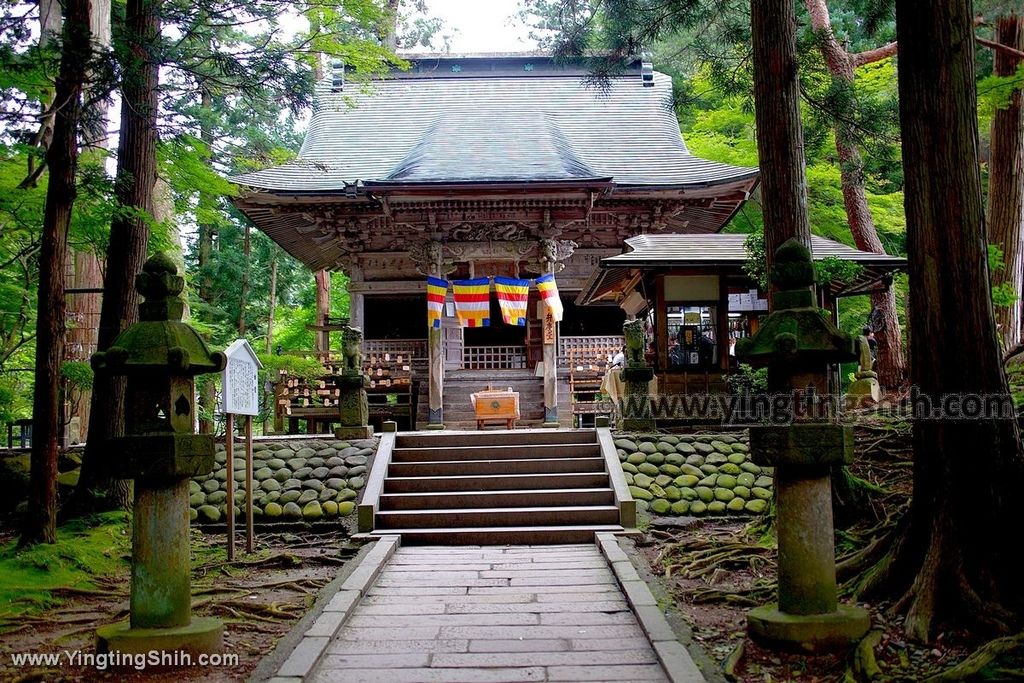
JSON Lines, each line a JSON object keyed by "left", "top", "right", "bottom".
{"left": 736, "top": 239, "right": 869, "bottom": 653}
{"left": 92, "top": 252, "right": 226, "bottom": 655}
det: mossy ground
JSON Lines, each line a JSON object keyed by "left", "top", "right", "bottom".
{"left": 0, "top": 512, "right": 130, "bottom": 628}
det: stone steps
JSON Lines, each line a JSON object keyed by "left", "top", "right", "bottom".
{"left": 363, "top": 428, "right": 630, "bottom": 544}
{"left": 396, "top": 429, "right": 594, "bottom": 447}
{"left": 372, "top": 525, "right": 624, "bottom": 545}
{"left": 376, "top": 505, "right": 621, "bottom": 529}
{"left": 383, "top": 472, "right": 612, "bottom": 493}
{"left": 379, "top": 488, "right": 615, "bottom": 510}
{"left": 391, "top": 442, "right": 598, "bottom": 461}
{"left": 388, "top": 457, "right": 607, "bottom": 478}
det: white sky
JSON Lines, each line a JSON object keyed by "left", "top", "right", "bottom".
{"left": 420, "top": 0, "right": 536, "bottom": 52}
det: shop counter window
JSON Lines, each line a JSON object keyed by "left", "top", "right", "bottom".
{"left": 665, "top": 305, "right": 718, "bottom": 369}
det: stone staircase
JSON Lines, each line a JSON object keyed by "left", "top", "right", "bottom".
{"left": 358, "top": 428, "right": 635, "bottom": 544}
{"left": 415, "top": 370, "right": 572, "bottom": 429}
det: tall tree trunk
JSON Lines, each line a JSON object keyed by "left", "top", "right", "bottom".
{"left": 314, "top": 269, "right": 330, "bottom": 352}
{"left": 866, "top": 0, "right": 1024, "bottom": 641}
{"left": 81, "top": 0, "right": 110, "bottom": 150}
{"left": 266, "top": 249, "right": 278, "bottom": 354}
{"left": 805, "top": 0, "right": 907, "bottom": 388}
{"left": 987, "top": 13, "right": 1024, "bottom": 352}
{"left": 74, "top": 0, "right": 159, "bottom": 514}
{"left": 383, "top": 0, "right": 400, "bottom": 50}
{"left": 238, "top": 224, "right": 250, "bottom": 335}
{"left": 21, "top": 0, "right": 91, "bottom": 546}
{"left": 64, "top": 0, "right": 111, "bottom": 445}
{"left": 65, "top": 251, "right": 102, "bottom": 443}
{"left": 751, "top": 0, "right": 812, "bottom": 262}
{"left": 197, "top": 87, "right": 216, "bottom": 433}
{"left": 22, "top": 0, "right": 64, "bottom": 185}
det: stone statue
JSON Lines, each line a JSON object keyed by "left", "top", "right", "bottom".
{"left": 846, "top": 335, "right": 882, "bottom": 407}
{"left": 623, "top": 319, "right": 646, "bottom": 368}
{"left": 335, "top": 324, "right": 371, "bottom": 438}
{"left": 340, "top": 325, "right": 363, "bottom": 375}
{"left": 854, "top": 335, "right": 877, "bottom": 380}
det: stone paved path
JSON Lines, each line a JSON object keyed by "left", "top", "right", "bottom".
{"left": 309, "top": 544, "right": 670, "bottom": 682}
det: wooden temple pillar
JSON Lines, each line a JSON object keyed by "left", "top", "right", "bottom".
{"left": 411, "top": 239, "right": 450, "bottom": 430}
{"left": 427, "top": 321, "right": 444, "bottom": 428}
{"left": 541, "top": 273, "right": 559, "bottom": 427}
{"left": 346, "top": 264, "right": 365, "bottom": 331}
{"left": 537, "top": 237, "right": 576, "bottom": 428}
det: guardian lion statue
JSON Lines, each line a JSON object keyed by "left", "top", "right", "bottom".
{"left": 341, "top": 325, "right": 364, "bottom": 375}
{"left": 623, "top": 319, "right": 646, "bottom": 368}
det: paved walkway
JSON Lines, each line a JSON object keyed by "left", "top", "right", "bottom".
{"left": 309, "top": 544, "right": 669, "bottom": 682}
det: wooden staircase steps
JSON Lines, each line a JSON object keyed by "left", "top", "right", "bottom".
{"left": 361, "top": 428, "right": 635, "bottom": 544}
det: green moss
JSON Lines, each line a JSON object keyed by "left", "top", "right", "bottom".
{"left": 0, "top": 512, "right": 130, "bottom": 628}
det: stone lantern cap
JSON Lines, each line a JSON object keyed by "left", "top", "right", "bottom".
{"left": 92, "top": 253, "right": 226, "bottom": 377}
{"left": 736, "top": 239, "right": 857, "bottom": 366}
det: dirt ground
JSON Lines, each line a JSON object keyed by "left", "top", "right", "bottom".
{"left": 631, "top": 422, "right": 1001, "bottom": 683}
{"left": 0, "top": 528, "right": 358, "bottom": 682}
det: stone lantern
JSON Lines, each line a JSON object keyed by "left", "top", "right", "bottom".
{"left": 92, "top": 252, "right": 226, "bottom": 654}
{"left": 736, "top": 239, "right": 870, "bottom": 652}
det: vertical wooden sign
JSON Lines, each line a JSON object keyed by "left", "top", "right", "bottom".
{"left": 542, "top": 306, "right": 556, "bottom": 345}
{"left": 222, "top": 339, "right": 263, "bottom": 559}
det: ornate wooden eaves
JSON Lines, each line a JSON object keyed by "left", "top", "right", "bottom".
{"left": 234, "top": 181, "right": 756, "bottom": 272}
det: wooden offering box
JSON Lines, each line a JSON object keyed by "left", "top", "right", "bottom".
{"left": 471, "top": 388, "right": 520, "bottom": 430}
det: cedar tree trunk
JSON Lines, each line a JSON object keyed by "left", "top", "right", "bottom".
{"left": 869, "top": 0, "right": 1024, "bottom": 641}
{"left": 75, "top": 0, "right": 159, "bottom": 513}
{"left": 197, "top": 86, "right": 216, "bottom": 432}
{"left": 238, "top": 223, "right": 250, "bottom": 336}
{"left": 805, "top": 0, "right": 907, "bottom": 388}
{"left": 21, "top": 0, "right": 92, "bottom": 546}
{"left": 751, "top": 0, "right": 813, "bottom": 261}
{"left": 987, "top": 14, "right": 1024, "bottom": 352}
{"left": 266, "top": 249, "right": 277, "bottom": 354}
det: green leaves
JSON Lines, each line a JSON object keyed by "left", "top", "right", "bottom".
{"left": 815, "top": 256, "right": 865, "bottom": 286}
{"left": 988, "top": 244, "right": 1018, "bottom": 309}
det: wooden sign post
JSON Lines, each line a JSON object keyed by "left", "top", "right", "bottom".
{"left": 222, "top": 339, "right": 263, "bottom": 558}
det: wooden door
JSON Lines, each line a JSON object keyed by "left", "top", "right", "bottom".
{"left": 442, "top": 299, "right": 464, "bottom": 370}
{"left": 524, "top": 293, "right": 543, "bottom": 369}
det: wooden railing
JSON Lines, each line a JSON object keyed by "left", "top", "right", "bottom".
{"left": 559, "top": 335, "right": 624, "bottom": 370}
{"left": 463, "top": 345, "right": 527, "bottom": 370}
{"left": 274, "top": 338, "right": 423, "bottom": 432}
{"left": 364, "top": 338, "right": 428, "bottom": 361}
{"left": 560, "top": 335, "right": 624, "bottom": 419}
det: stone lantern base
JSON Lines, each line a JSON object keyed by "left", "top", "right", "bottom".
{"left": 335, "top": 425, "right": 374, "bottom": 439}
{"left": 748, "top": 603, "right": 870, "bottom": 653}
{"left": 334, "top": 372, "right": 372, "bottom": 439}
{"left": 846, "top": 374, "right": 881, "bottom": 408}
{"left": 621, "top": 366, "right": 656, "bottom": 432}
{"left": 96, "top": 616, "right": 224, "bottom": 656}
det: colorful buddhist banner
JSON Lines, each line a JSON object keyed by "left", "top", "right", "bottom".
{"left": 493, "top": 277, "right": 530, "bottom": 326}
{"left": 535, "top": 273, "right": 564, "bottom": 322}
{"left": 426, "top": 276, "right": 448, "bottom": 329}
{"left": 452, "top": 278, "right": 491, "bottom": 327}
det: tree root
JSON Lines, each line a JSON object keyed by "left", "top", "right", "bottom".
{"left": 851, "top": 630, "right": 883, "bottom": 681}
{"left": 208, "top": 600, "right": 302, "bottom": 624}
{"left": 722, "top": 640, "right": 744, "bottom": 681}
{"left": 922, "top": 632, "right": 1024, "bottom": 682}
{"left": 195, "top": 552, "right": 303, "bottom": 575}
{"left": 686, "top": 577, "right": 775, "bottom": 604}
